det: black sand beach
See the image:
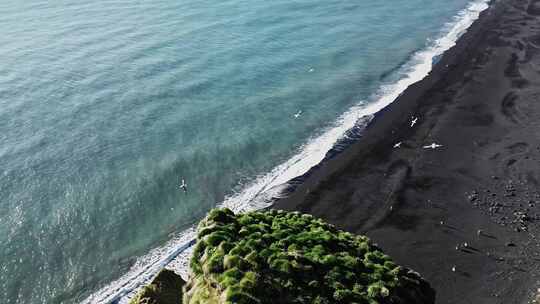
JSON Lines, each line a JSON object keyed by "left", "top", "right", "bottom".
{"left": 274, "top": 0, "right": 540, "bottom": 302}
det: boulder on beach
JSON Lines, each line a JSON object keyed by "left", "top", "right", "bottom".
{"left": 129, "top": 269, "right": 185, "bottom": 304}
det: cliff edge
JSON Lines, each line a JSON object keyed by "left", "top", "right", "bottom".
{"left": 132, "top": 208, "right": 434, "bottom": 304}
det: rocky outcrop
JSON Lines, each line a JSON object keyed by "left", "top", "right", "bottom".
{"left": 183, "top": 208, "right": 435, "bottom": 304}
{"left": 130, "top": 208, "right": 435, "bottom": 304}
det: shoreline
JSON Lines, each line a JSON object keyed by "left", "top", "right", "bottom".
{"left": 83, "top": 1, "right": 495, "bottom": 303}
{"left": 274, "top": 0, "right": 540, "bottom": 303}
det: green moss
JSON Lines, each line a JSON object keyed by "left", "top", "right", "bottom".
{"left": 184, "top": 208, "right": 435, "bottom": 304}
{"left": 129, "top": 269, "right": 185, "bottom": 304}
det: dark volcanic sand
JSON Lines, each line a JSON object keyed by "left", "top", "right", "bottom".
{"left": 274, "top": 0, "right": 540, "bottom": 303}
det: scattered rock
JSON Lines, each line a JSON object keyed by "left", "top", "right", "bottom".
{"left": 468, "top": 191, "right": 479, "bottom": 202}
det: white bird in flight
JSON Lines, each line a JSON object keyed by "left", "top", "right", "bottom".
{"left": 308, "top": 68, "right": 315, "bottom": 73}
{"left": 179, "top": 179, "right": 187, "bottom": 193}
{"left": 294, "top": 110, "right": 302, "bottom": 119}
{"left": 393, "top": 142, "right": 402, "bottom": 149}
{"left": 410, "top": 116, "right": 418, "bottom": 127}
{"left": 423, "top": 143, "right": 443, "bottom": 149}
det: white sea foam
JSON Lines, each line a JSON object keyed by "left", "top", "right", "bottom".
{"left": 82, "top": 1, "right": 489, "bottom": 302}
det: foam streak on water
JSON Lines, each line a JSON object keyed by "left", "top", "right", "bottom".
{"left": 83, "top": 1, "right": 489, "bottom": 302}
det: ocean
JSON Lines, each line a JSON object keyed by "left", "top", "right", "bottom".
{"left": 0, "top": 0, "right": 488, "bottom": 303}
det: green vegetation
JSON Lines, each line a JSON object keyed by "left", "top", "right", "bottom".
{"left": 183, "top": 208, "right": 434, "bottom": 304}
{"left": 129, "top": 269, "right": 185, "bottom": 304}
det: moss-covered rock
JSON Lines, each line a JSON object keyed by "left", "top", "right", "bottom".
{"left": 130, "top": 269, "right": 185, "bottom": 304}
{"left": 183, "top": 208, "right": 435, "bottom": 304}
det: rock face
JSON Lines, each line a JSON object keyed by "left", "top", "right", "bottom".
{"left": 183, "top": 208, "right": 435, "bottom": 304}
{"left": 130, "top": 269, "right": 185, "bottom": 304}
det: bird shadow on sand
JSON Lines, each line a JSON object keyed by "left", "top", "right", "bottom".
{"left": 455, "top": 269, "right": 472, "bottom": 278}
{"left": 480, "top": 233, "right": 497, "bottom": 240}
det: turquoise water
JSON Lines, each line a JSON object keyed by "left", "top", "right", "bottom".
{"left": 0, "top": 0, "right": 480, "bottom": 303}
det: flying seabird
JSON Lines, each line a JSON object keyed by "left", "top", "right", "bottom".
{"left": 294, "top": 110, "right": 302, "bottom": 119}
{"left": 179, "top": 179, "right": 187, "bottom": 193}
{"left": 423, "top": 143, "right": 443, "bottom": 149}
{"left": 393, "top": 142, "right": 402, "bottom": 149}
{"left": 410, "top": 116, "right": 418, "bottom": 127}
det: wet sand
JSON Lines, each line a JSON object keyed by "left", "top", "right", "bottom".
{"left": 274, "top": 0, "right": 540, "bottom": 302}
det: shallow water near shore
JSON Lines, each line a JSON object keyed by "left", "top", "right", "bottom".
{"left": 0, "top": 0, "right": 485, "bottom": 303}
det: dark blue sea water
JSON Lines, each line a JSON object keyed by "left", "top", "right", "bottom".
{"left": 0, "top": 0, "right": 488, "bottom": 303}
